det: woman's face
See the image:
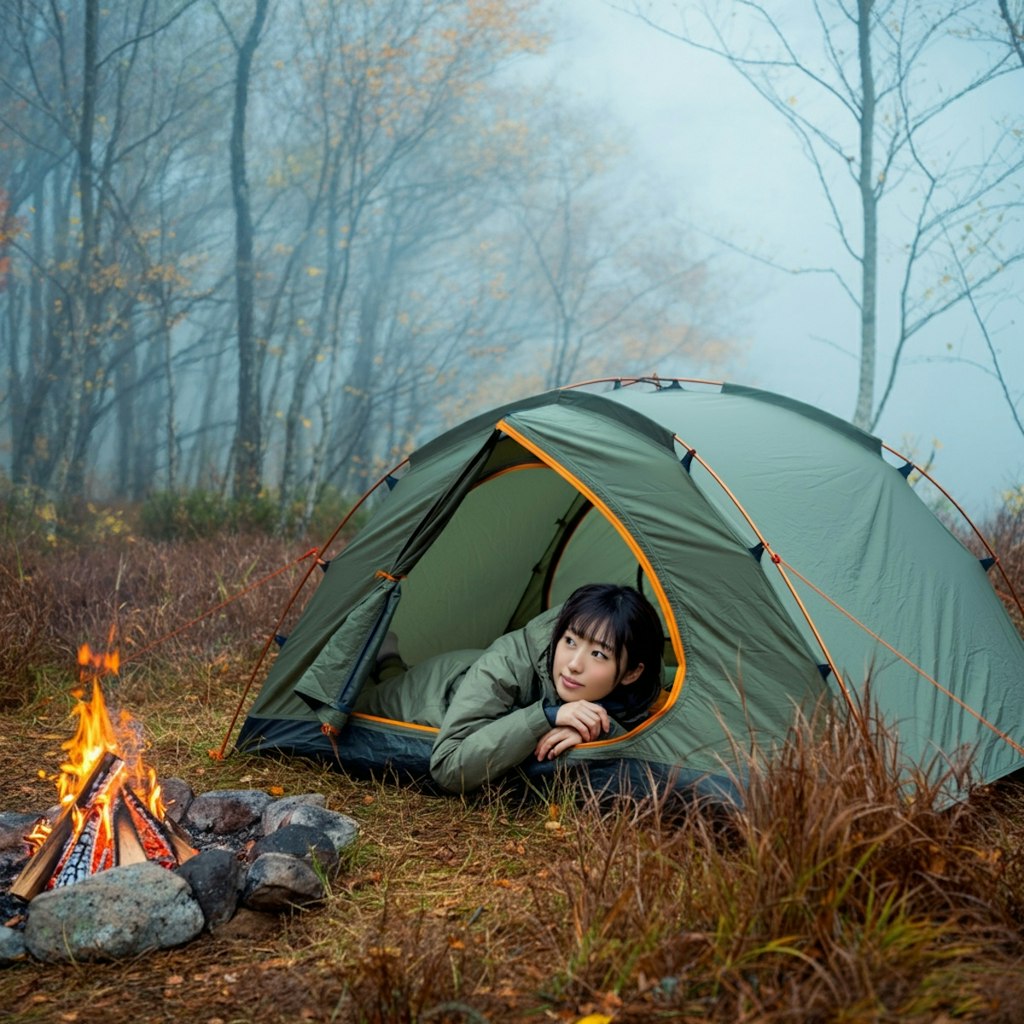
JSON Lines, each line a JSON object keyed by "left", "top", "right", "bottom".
{"left": 551, "top": 624, "right": 640, "bottom": 703}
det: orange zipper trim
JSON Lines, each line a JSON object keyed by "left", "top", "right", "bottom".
{"left": 497, "top": 418, "right": 686, "bottom": 745}
{"left": 350, "top": 711, "right": 440, "bottom": 734}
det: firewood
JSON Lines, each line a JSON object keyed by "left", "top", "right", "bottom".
{"left": 10, "top": 751, "right": 122, "bottom": 900}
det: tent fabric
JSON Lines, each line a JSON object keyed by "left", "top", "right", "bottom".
{"left": 237, "top": 379, "right": 1024, "bottom": 800}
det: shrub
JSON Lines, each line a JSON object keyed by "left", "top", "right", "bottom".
{"left": 138, "top": 488, "right": 366, "bottom": 542}
{"left": 0, "top": 532, "right": 317, "bottom": 709}
{"left": 139, "top": 490, "right": 280, "bottom": 540}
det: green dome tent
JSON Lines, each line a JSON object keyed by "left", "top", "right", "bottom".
{"left": 236, "top": 378, "right": 1024, "bottom": 801}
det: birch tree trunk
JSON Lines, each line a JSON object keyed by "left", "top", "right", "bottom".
{"left": 853, "top": 0, "right": 877, "bottom": 431}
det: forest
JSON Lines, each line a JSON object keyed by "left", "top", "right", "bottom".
{"left": 3, "top": 0, "right": 1023, "bottom": 531}
{"left": 4, "top": 4, "right": 1024, "bottom": 1019}
{"left": 0, "top": 0, "right": 732, "bottom": 530}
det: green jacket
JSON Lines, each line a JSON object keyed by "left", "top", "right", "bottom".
{"left": 429, "top": 607, "right": 562, "bottom": 793}
{"left": 355, "top": 605, "right": 622, "bottom": 793}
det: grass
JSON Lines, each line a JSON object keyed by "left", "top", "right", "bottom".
{"left": 2, "top": 516, "right": 1024, "bottom": 1023}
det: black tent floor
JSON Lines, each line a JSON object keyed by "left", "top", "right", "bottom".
{"left": 237, "top": 715, "right": 742, "bottom": 808}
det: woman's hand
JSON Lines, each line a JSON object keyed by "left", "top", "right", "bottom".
{"left": 535, "top": 726, "right": 586, "bottom": 761}
{"left": 555, "top": 700, "right": 610, "bottom": 741}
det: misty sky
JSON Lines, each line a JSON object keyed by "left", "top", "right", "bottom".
{"left": 549, "top": 1, "right": 1023, "bottom": 516}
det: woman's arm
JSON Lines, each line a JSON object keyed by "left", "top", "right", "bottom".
{"left": 429, "top": 630, "right": 551, "bottom": 793}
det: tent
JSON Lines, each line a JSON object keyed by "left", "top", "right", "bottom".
{"left": 236, "top": 378, "right": 1024, "bottom": 801}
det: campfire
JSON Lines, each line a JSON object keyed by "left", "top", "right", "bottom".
{"left": 11, "top": 644, "right": 194, "bottom": 901}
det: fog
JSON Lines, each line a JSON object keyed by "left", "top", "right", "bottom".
{"left": 551, "top": 0, "right": 1024, "bottom": 514}
{"left": 0, "top": 0, "right": 1019, "bottom": 523}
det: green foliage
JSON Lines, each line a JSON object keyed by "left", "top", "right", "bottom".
{"left": 1002, "top": 484, "right": 1024, "bottom": 515}
{"left": 272, "top": 484, "right": 369, "bottom": 543}
{"left": 1, "top": 477, "right": 367, "bottom": 547}
{"left": 139, "top": 490, "right": 277, "bottom": 540}
{"left": 138, "top": 487, "right": 366, "bottom": 542}
{"left": 0, "top": 482, "right": 134, "bottom": 548}
{"left": 0, "top": 481, "right": 60, "bottom": 547}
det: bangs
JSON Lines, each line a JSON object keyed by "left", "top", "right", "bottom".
{"left": 547, "top": 584, "right": 664, "bottom": 719}
{"left": 565, "top": 612, "right": 623, "bottom": 659}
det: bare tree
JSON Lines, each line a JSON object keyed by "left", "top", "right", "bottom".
{"left": 217, "top": 0, "right": 271, "bottom": 500}
{"left": 0, "top": 0, "right": 207, "bottom": 500}
{"left": 633, "top": 0, "right": 1024, "bottom": 433}
{"left": 495, "top": 107, "right": 728, "bottom": 391}
{"left": 259, "top": 0, "right": 547, "bottom": 520}
{"left": 0, "top": 0, "right": 738, "bottom": 514}
{"left": 999, "top": 0, "right": 1024, "bottom": 67}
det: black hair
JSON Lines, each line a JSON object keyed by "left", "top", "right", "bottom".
{"left": 547, "top": 583, "right": 664, "bottom": 728}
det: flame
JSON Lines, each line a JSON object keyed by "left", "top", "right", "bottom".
{"left": 13, "top": 641, "right": 195, "bottom": 898}
{"left": 30, "top": 643, "right": 164, "bottom": 852}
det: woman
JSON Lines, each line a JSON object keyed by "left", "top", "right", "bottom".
{"left": 355, "top": 583, "right": 664, "bottom": 793}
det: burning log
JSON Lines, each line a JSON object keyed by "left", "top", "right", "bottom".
{"left": 11, "top": 751, "right": 194, "bottom": 902}
{"left": 10, "top": 642, "right": 196, "bottom": 903}
{"left": 11, "top": 752, "right": 121, "bottom": 901}
{"left": 116, "top": 784, "right": 196, "bottom": 867}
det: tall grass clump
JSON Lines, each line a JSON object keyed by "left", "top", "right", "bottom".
{"left": 530, "top": 698, "right": 1024, "bottom": 1022}
{"left": 0, "top": 532, "right": 315, "bottom": 710}
{"left": 339, "top": 908, "right": 485, "bottom": 1024}
{"left": 0, "top": 539, "right": 60, "bottom": 708}
{"left": 977, "top": 493, "right": 1024, "bottom": 636}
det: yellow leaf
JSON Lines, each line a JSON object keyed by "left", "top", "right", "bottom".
{"left": 574, "top": 1015, "right": 614, "bottom": 1024}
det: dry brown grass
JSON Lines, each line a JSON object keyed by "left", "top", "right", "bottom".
{"left": 3, "top": 521, "right": 1024, "bottom": 1023}
{"left": 953, "top": 498, "right": 1024, "bottom": 636}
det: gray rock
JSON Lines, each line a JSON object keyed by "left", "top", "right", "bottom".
{"left": 183, "top": 788, "right": 273, "bottom": 834}
{"left": 242, "top": 853, "right": 325, "bottom": 912}
{"left": 0, "top": 924, "right": 27, "bottom": 964}
{"left": 0, "top": 812, "right": 40, "bottom": 853}
{"left": 267, "top": 803, "right": 358, "bottom": 854}
{"left": 24, "top": 861, "right": 204, "bottom": 963}
{"left": 251, "top": 824, "right": 338, "bottom": 873}
{"left": 262, "top": 793, "right": 327, "bottom": 834}
{"left": 159, "top": 777, "right": 195, "bottom": 823}
{"left": 175, "top": 847, "right": 244, "bottom": 929}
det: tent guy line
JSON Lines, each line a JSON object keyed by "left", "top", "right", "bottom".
{"left": 780, "top": 557, "right": 1024, "bottom": 761}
